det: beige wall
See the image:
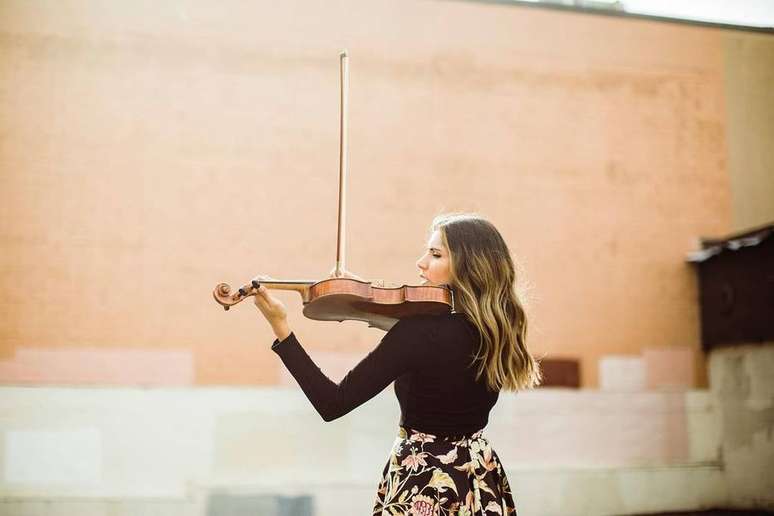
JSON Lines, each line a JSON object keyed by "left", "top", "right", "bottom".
{"left": 724, "top": 32, "right": 774, "bottom": 232}
{"left": 0, "top": 0, "right": 764, "bottom": 390}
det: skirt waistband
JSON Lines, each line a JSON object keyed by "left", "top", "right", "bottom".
{"left": 398, "top": 425, "right": 485, "bottom": 443}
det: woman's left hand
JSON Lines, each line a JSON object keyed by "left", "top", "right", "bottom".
{"left": 252, "top": 275, "right": 288, "bottom": 326}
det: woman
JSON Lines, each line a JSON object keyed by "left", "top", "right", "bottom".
{"left": 253, "top": 213, "right": 542, "bottom": 516}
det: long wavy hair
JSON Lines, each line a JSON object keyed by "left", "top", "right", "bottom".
{"left": 432, "top": 213, "right": 542, "bottom": 392}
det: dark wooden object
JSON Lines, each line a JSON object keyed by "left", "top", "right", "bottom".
{"left": 687, "top": 223, "right": 774, "bottom": 351}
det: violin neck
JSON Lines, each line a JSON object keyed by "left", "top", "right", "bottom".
{"left": 261, "top": 280, "right": 315, "bottom": 302}
{"left": 334, "top": 50, "right": 349, "bottom": 278}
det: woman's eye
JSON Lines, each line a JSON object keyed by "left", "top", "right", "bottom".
{"left": 432, "top": 254, "right": 441, "bottom": 258}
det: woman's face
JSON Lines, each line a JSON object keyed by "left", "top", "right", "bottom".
{"left": 416, "top": 229, "right": 452, "bottom": 287}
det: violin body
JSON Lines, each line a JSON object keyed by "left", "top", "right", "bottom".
{"left": 305, "top": 278, "right": 452, "bottom": 331}
{"left": 213, "top": 278, "right": 453, "bottom": 331}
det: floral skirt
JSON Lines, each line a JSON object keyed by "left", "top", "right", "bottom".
{"left": 372, "top": 426, "right": 517, "bottom": 516}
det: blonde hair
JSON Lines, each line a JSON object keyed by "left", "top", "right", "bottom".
{"left": 432, "top": 213, "right": 542, "bottom": 392}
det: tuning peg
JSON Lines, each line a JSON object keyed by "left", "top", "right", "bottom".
{"left": 252, "top": 280, "right": 260, "bottom": 289}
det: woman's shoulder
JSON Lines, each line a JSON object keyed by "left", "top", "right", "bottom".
{"left": 391, "top": 312, "right": 473, "bottom": 336}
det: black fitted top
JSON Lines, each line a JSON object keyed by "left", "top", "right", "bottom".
{"left": 271, "top": 312, "right": 500, "bottom": 436}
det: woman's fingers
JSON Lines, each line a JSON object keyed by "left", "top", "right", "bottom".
{"left": 253, "top": 284, "right": 269, "bottom": 303}
{"left": 250, "top": 275, "right": 274, "bottom": 293}
{"left": 252, "top": 284, "right": 287, "bottom": 320}
{"left": 253, "top": 291, "right": 272, "bottom": 315}
{"left": 256, "top": 286, "right": 273, "bottom": 304}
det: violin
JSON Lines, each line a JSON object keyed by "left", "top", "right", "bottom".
{"left": 213, "top": 278, "right": 453, "bottom": 332}
{"left": 213, "top": 51, "right": 453, "bottom": 331}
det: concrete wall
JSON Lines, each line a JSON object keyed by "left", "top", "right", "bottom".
{"left": 4, "top": 343, "right": 772, "bottom": 515}
{"left": 0, "top": 0, "right": 744, "bottom": 389}
{"left": 0, "top": 385, "right": 725, "bottom": 516}
{"left": 708, "top": 342, "right": 774, "bottom": 510}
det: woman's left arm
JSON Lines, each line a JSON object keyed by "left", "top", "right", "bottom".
{"left": 269, "top": 317, "right": 422, "bottom": 422}
{"left": 252, "top": 279, "right": 428, "bottom": 422}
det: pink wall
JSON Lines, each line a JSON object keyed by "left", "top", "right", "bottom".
{"left": 0, "top": 0, "right": 734, "bottom": 387}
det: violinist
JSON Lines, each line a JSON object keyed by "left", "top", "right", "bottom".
{"left": 253, "top": 212, "right": 542, "bottom": 516}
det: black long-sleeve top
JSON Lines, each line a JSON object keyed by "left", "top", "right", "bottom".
{"left": 271, "top": 312, "right": 500, "bottom": 436}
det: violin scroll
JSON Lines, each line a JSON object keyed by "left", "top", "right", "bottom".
{"left": 214, "top": 277, "right": 317, "bottom": 311}
{"left": 213, "top": 281, "right": 259, "bottom": 311}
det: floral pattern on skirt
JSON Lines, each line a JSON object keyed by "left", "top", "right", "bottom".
{"left": 372, "top": 426, "right": 516, "bottom": 516}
